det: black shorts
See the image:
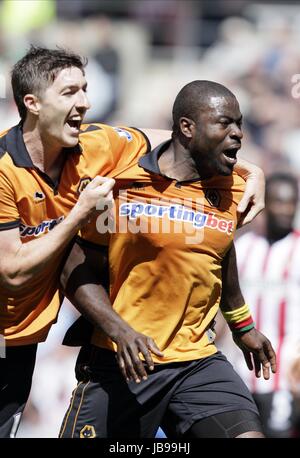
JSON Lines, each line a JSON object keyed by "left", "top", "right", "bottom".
{"left": 60, "top": 346, "right": 262, "bottom": 438}
{"left": 0, "top": 344, "right": 37, "bottom": 438}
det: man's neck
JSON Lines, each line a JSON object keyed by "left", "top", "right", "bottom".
{"left": 158, "top": 138, "right": 208, "bottom": 182}
{"left": 22, "top": 120, "right": 64, "bottom": 181}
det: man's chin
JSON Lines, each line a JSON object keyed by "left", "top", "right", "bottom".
{"left": 217, "top": 165, "right": 233, "bottom": 176}
{"left": 62, "top": 135, "right": 80, "bottom": 149}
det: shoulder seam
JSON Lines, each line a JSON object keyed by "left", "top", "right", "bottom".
{"left": 129, "top": 127, "right": 151, "bottom": 153}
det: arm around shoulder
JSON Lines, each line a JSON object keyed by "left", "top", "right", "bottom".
{"left": 234, "top": 158, "right": 265, "bottom": 227}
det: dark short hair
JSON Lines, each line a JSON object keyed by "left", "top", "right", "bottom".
{"left": 11, "top": 45, "right": 88, "bottom": 122}
{"left": 266, "top": 172, "right": 299, "bottom": 200}
{"left": 172, "top": 80, "right": 236, "bottom": 136}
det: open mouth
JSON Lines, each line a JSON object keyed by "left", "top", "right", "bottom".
{"left": 66, "top": 119, "right": 82, "bottom": 133}
{"left": 222, "top": 147, "right": 239, "bottom": 164}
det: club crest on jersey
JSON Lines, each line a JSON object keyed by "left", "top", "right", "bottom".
{"left": 77, "top": 177, "right": 92, "bottom": 194}
{"left": 33, "top": 191, "right": 45, "bottom": 202}
{"left": 205, "top": 189, "right": 221, "bottom": 208}
{"left": 79, "top": 425, "right": 96, "bottom": 438}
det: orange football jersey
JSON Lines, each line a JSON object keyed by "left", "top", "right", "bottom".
{"left": 80, "top": 139, "right": 245, "bottom": 362}
{"left": 0, "top": 123, "right": 147, "bottom": 345}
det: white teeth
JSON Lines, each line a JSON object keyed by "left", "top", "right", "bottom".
{"left": 66, "top": 122, "right": 80, "bottom": 134}
{"left": 66, "top": 119, "right": 81, "bottom": 130}
{"left": 222, "top": 152, "right": 237, "bottom": 163}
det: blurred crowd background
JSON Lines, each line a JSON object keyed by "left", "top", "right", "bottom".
{"left": 1, "top": 0, "right": 300, "bottom": 437}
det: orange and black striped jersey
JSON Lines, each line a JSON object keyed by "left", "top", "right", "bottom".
{"left": 0, "top": 123, "right": 148, "bottom": 345}
{"left": 80, "top": 139, "right": 246, "bottom": 362}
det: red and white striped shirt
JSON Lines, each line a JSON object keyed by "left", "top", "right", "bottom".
{"left": 229, "top": 230, "right": 300, "bottom": 393}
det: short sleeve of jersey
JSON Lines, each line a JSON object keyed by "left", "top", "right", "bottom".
{"left": 78, "top": 124, "right": 150, "bottom": 179}
{"left": 100, "top": 124, "right": 150, "bottom": 175}
{"left": 0, "top": 170, "right": 20, "bottom": 230}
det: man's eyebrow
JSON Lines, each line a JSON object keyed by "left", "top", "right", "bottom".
{"left": 218, "top": 115, "right": 243, "bottom": 122}
{"left": 60, "top": 83, "right": 88, "bottom": 91}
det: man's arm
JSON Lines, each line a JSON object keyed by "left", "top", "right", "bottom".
{"left": 60, "top": 240, "right": 163, "bottom": 383}
{"left": 234, "top": 158, "right": 265, "bottom": 226}
{"left": 220, "top": 243, "right": 276, "bottom": 379}
{"left": 0, "top": 177, "right": 114, "bottom": 290}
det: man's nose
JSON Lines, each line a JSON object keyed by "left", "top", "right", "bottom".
{"left": 230, "top": 123, "right": 243, "bottom": 140}
{"left": 76, "top": 91, "right": 91, "bottom": 111}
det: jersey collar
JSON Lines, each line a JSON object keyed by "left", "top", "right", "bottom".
{"left": 0, "top": 123, "right": 81, "bottom": 168}
{"left": 138, "top": 139, "right": 172, "bottom": 175}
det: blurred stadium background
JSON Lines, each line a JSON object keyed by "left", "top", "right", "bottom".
{"left": 1, "top": 0, "right": 300, "bottom": 437}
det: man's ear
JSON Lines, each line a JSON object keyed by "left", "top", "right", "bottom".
{"left": 23, "top": 94, "right": 40, "bottom": 117}
{"left": 179, "top": 117, "right": 195, "bottom": 139}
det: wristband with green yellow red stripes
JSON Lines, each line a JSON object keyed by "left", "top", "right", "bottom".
{"left": 222, "top": 303, "right": 255, "bottom": 334}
